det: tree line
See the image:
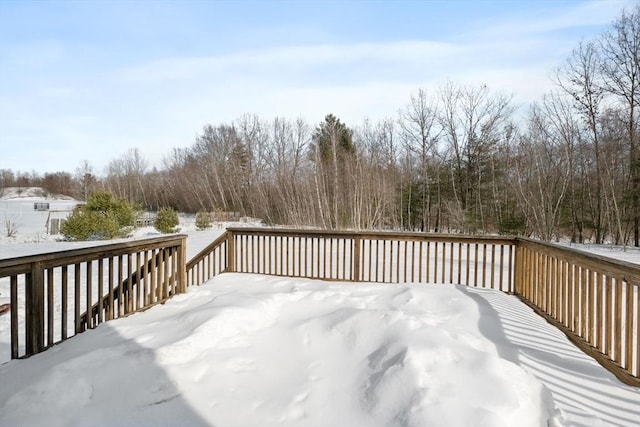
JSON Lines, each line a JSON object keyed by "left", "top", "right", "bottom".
{"left": 1, "top": 6, "right": 638, "bottom": 245}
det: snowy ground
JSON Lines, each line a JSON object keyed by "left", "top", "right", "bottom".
{"left": 558, "top": 242, "right": 640, "bottom": 266}
{"left": 0, "top": 193, "right": 639, "bottom": 426}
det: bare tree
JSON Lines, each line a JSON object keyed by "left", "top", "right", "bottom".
{"left": 399, "top": 89, "right": 441, "bottom": 231}
{"left": 75, "top": 160, "right": 96, "bottom": 201}
{"left": 512, "top": 101, "right": 571, "bottom": 241}
{"left": 600, "top": 4, "right": 640, "bottom": 246}
{"left": 556, "top": 41, "right": 606, "bottom": 242}
{"left": 105, "top": 148, "right": 148, "bottom": 206}
{"left": 439, "top": 82, "right": 514, "bottom": 233}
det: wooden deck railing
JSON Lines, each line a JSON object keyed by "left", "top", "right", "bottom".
{"left": 223, "top": 228, "right": 516, "bottom": 291}
{"left": 0, "top": 235, "right": 187, "bottom": 359}
{"left": 2, "top": 228, "right": 638, "bottom": 386}
{"left": 186, "top": 232, "right": 229, "bottom": 286}
{"left": 515, "top": 238, "right": 639, "bottom": 386}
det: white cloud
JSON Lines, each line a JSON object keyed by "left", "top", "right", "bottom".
{"left": 119, "top": 40, "right": 461, "bottom": 83}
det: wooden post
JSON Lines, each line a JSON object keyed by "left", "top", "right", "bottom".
{"left": 227, "top": 231, "right": 235, "bottom": 272}
{"left": 25, "top": 261, "right": 45, "bottom": 356}
{"left": 513, "top": 244, "right": 521, "bottom": 296}
{"left": 179, "top": 237, "right": 188, "bottom": 293}
{"left": 353, "top": 236, "right": 361, "bottom": 282}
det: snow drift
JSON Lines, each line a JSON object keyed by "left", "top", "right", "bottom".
{"left": 0, "top": 274, "right": 564, "bottom": 427}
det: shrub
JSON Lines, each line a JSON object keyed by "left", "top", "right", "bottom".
{"left": 61, "top": 192, "right": 137, "bottom": 240}
{"left": 61, "top": 192, "right": 136, "bottom": 240}
{"left": 61, "top": 209, "right": 120, "bottom": 240}
{"left": 195, "top": 210, "right": 212, "bottom": 230}
{"left": 3, "top": 215, "right": 19, "bottom": 238}
{"left": 85, "top": 192, "right": 137, "bottom": 228}
{"left": 154, "top": 207, "right": 179, "bottom": 234}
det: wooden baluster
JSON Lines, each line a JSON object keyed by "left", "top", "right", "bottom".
{"left": 10, "top": 276, "right": 18, "bottom": 358}
{"left": 625, "top": 280, "right": 634, "bottom": 372}
{"left": 62, "top": 266, "right": 69, "bottom": 338}
{"left": 433, "top": 242, "right": 438, "bottom": 284}
{"left": 74, "top": 263, "right": 82, "bottom": 333}
{"left": 474, "top": 244, "right": 479, "bottom": 287}
{"left": 403, "top": 240, "right": 408, "bottom": 283}
{"left": 382, "top": 240, "right": 387, "bottom": 282}
{"left": 449, "top": 242, "right": 454, "bottom": 284}
{"left": 47, "top": 268, "right": 54, "bottom": 346}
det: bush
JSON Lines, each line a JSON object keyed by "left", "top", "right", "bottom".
{"left": 154, "top": 207, "right": 179, "bottom": 234}
{"left": 61, "top": 191, "right": 134, "bottom": 240}
{"left": 195, "top": 210, "right": 212, "bottom": 230}
{"left": 85, "top": 192, "right": 137, "bottom": 228}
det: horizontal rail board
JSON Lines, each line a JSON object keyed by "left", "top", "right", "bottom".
{"left": 517, "top": 238, "right": 640, "bottom": 286}
{"left": 0, "top": 235, "right": 187, "bottom": 275}
{"left": 186, "top": 233, "right": 229, "bottom": 271}
{"left": 226, "top": 227, "right": 517, "bottom": 246}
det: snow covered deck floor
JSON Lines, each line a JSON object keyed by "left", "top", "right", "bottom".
{"left": 1, "top": 273, "right": 638, "bottom": 427}
{"left": 462, "top": 285, "right": 640, "bottom": 426}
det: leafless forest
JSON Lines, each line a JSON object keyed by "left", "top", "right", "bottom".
{"left": 2, "top": 7, "right": 638, "bottom": 245}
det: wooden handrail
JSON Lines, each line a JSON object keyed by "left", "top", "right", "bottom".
{"left": 0, "top": 235, "right": 186, "bottom": 273}
{"left": 186, "top": 231, "right": 229, "bottom": 271}
{"left": 226, "top": 227, "right": 517, "bottom": 245}
{"left": 517, "top": 238, "right": 640, "bottom": 285}
{"left": 185, "top": 232, "right": 229, "bottom": 287}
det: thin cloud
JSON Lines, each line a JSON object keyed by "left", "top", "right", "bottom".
{"left": 467, "top": 0, "right": 632, "bottom": 40}
{"left": 119, "top": 40, "right": 460, "bottom": 83}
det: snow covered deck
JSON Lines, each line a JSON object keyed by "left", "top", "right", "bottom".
{"left": 1, "top": 273, "right": 638, "bottom": 426}
{"left": 1, "top": 226, "right": 639, "bottom": 426}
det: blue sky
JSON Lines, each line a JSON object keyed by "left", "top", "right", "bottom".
{"left": 0, "top": 0, "right": 633, "bottom": 175}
